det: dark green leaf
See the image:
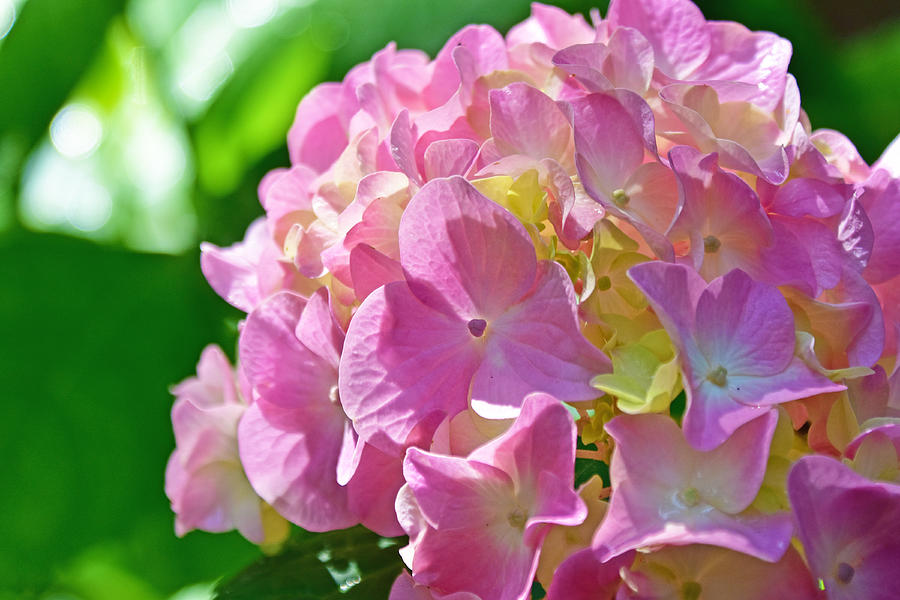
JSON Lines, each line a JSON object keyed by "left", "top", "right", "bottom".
{"left": 214, "top": 527, "right": 405, "bottom": 600}
{"left": 574, "top": 456, "right": 610, "bottom": 489}
{"left": 669, "top": 391, "right": 687, "bottom": 422}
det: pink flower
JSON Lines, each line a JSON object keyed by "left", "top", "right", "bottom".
{"left": 789, "top": 455, "right": 900, "bottom": 599}
{"left": 237, "top": 289, "right": 403, "bottom": 535}
{"left": 628, "top": 261, "right": 844, "bottom": 449}
{"left": 545, "top": 548, "right": 632, "bottom": 600}
{"left": 397, "top": 394, "right": 586, "bottom": 600}
{"left": 165, "top": 345, "right": 286, "bottom": 544}
{"left": 617, "top": 544, "right": 819, "bottom": 599}
{"left": 666, "top": 147, "right": 816, "bottom": 293}
{"left": 340, "top": 176, "right": 609, "bottom": 455}
{"left": 605, "top": 0, "right": 793, "bottom": 111}
{"left": 200, "top": 218, "right": 315, "bottom": 313}
{"left": 593, "top": 411, "right": 793, "bottom": 562}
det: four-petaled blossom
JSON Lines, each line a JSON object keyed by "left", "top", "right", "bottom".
{"left": 340, "top": 175, "right": 609, "bottom": 455}
{"left": 628, "top": 261, "right": 845, "bottom": 449}
{"left": 397, "top": 393, "right": 587, "bottom": 600}
{"left": 593, "top": 411, "right": 793, "bottom": 562}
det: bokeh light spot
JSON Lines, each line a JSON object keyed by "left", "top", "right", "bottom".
{"left": 50, "top": 105, "right": 103, "bottom": 160}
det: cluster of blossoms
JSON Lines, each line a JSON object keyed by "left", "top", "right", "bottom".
{"left": 165, "top": 0, "right": 900, "bottom": 598}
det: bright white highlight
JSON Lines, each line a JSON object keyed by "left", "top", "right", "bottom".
{"left": 174, "top": 4, "right": 236, "bottom": 106}
{"left": 50, "top": 104, "right": 103, "bottom": 159}
{"left": 227, "top": 0, "right": 278, "bottom": 28}
{"left": 21, "top": 146, "right": 112, "bottom": 232}
{"left": 0, "top": 0, "right": 15, "bottom": 41}
{"left": 124, "top": 113, "right": 187, "bottom": 201}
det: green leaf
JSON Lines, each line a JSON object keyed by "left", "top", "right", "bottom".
{"left": 669, "top": 390, "right": 687, "bottom": 421}
{"left": 574, "top": 438, "right": 610, "bottom": 488}
{"left": 214, "top": 527, "right": 405, "bottom": 600}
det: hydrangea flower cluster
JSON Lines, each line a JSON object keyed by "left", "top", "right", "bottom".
{"left": 166, "top": 1, "right": 900, "bottom": 597}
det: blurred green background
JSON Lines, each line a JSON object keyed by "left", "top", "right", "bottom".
{"left": 0, "top": 0, "right": 897, "bottom": 597}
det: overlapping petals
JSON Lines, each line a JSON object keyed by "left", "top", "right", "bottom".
{"left": 170, "top": 0, "right": 900, "bottom": 596}
{"left": 629, "top": 261, "right": 844, "bottom": 449}
{"left": 593, "top": 412, "right": 792, "bottom": 562}
{"left": 340, "top": 176, "right": 608, "bottom": 454}
{"left": 397, "top": 394, "right": 586, "bottom": 600}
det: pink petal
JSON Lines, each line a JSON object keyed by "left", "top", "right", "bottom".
{"left": 423, "top": 138, "right": 479, "bottom": 181}
{"left": 572, "top": 93, "right": 646, "bottom": 200}
{"left": 837, "top": 193, "right": 874, "bottom": 272}
{"left": 287, "top": 83, "right": 348, "bottom": 173}
{"left": 200, "top": 218, "right": 287, "bottom": 313}
{"left": 489, "top": 83, "right": 571, "bottom": 160}
{"left": 398, "top": 176, "right": 537, "bottom": 319}
{"left": 239, "top": 292, "right": 336, "bottom": 412}
{"left": 346, "top": 441, "right": 405, "bottom": 537}
{"left": 845, "top": 422, "right": 900, "bottom": 460}
{"left": 693, "top": 269, "right": 794, "bottom": 376}
{"left": 389, "top": 572, "right": 480, "bottom": 600}
{"left": 238, "top": 399, "right": 355, "bottom": 532}
{"left": 727, "top": 357, "right": 846, "bottom": 408}
{"left": 788, "top": 456, "right": 900, "bottom": 599}
{"left": 859, "top": 171, "right": 900, "bottom": 284}
{"left": 338, "top": 282, "right": 482, "bottom": 455}
{"left": 404, "top": 448, "right": 514, "bottom": 531}
{"left": 627, "top": 261, "right": 706, "bottom": 341}
{"left": 506, "top": 3, "right": 594, "bottom": 49}
{"left": 390, "top": 110, "right": 422, "bottom": 185}
{"left": 349, "top": 244, "right": 404, "bottom": 301}
{"left": 606, "top": 0, "right": 710, "bottom": 80}
{"left": 545, "top": 548, "right": 631, "bottom": 600}
{"left": 469, "top": 263, "right": 610, "bottom": 418}
{"left": 605, "top": 27, "right": 655, "bottom": 95}
{"left": 694, "top": 22, "right": 792, "bottom": 112}
{"left": 681, "top": 381, "right": 773, "bottom": 451}
{"left": 769, "top": 178, "right": 846, "bottom": 218}
{"left": 426, "top": 25, "right": 508, "bottom": 108}
{"left": 552, "top": 44, "right": 615, "bottom": 93}
{"left": 260, "top": 165, "right": 316, "bottom": 233}
{"left": 411, "top": 526, "right": 535, "bottom": 600}
{"left": 692, "top": 410, "right": 778, "bottom": 513}
{"left": 469, "top": 393, "right": 578, "bottom": 494}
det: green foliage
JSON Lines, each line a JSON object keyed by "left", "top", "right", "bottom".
{"left": 214, "top": 527, "right": 404, "bottom": 600}
{"left": 575, "top": 439, "right": 611, "bottom": 488}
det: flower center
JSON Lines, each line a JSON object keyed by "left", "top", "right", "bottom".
{"left": 681, "top": 581, "right": 702, "bottom": 600}
{"left": 836, "top": 562, "right": 855, "bottom": 584}
{"left": 467, "top": 318, "right": 487, "bottom": 337}
{"left": 507, "top": 507, "right": 528, "bottom": 530}
{"left": 596, "top": 275, "right": 612, "bottom": 291}
{"left": 703, "top": 235, "right": 721, "bottom": 253}
{"left": 611, "top": 188, "right": 630, "bottom": 207}
{"left": 677, "top": 487, "right": 701, "bottom": 507}
{"left": 706, "top": 365, "right": 728, "bottom": 387}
